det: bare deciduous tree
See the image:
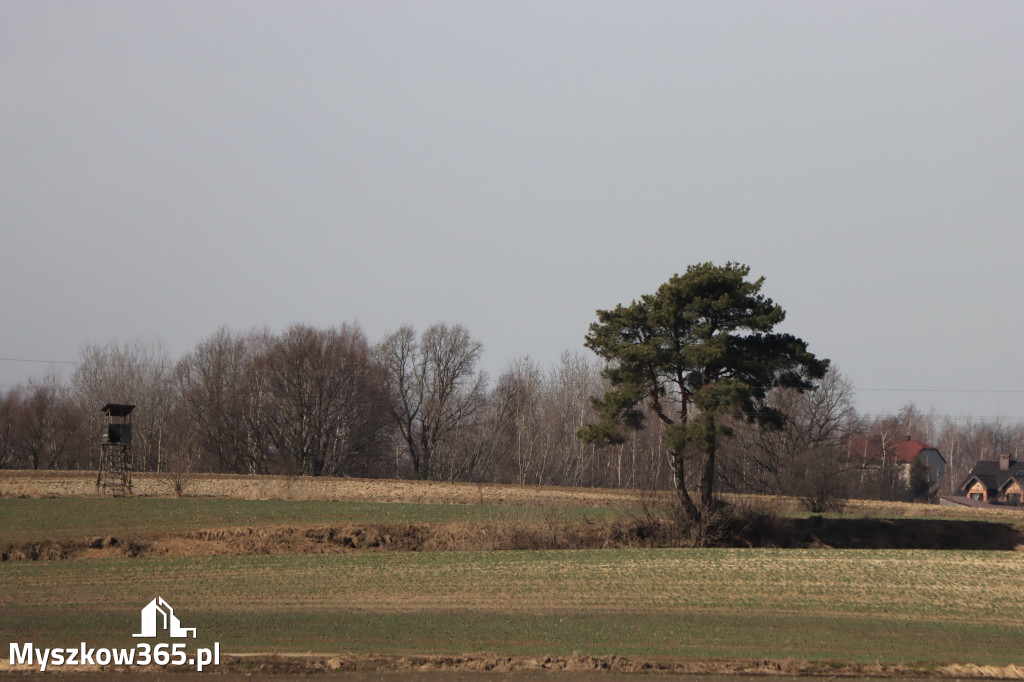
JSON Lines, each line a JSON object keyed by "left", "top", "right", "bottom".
{"left": 11, "top": 376, "right": 87, "bottom": 470}
{"left": 487, "top": 351, "right": 671, "bottom": 489}
{"left": 721, "top": 368, "right": 860, "bottom": 503}
{"left": 547, "top": 350, "right": 607, "bottom": 487}
{"left": 71, "top": 339, "right": 176, "bottom": 471}
{"left": 162, "top": 432, "right": 202, "bottom": 497}
{"left": 376, "top": 323, "right": 487, "bottom": 480}
{"left": 175, "top": 327, "right": 273, "bottom": 474}
{"left": 491, "top": 357, "right": 545, "bottom": 485}
{"left": 0, "top": 389, "right": 18, "bottom": 469}
{"left": 259, "top": 323, "right": 390, "bottom": 476}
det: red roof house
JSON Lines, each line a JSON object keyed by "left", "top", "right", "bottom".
{"left": 848, "top": 435, "right": 946, "bottom": 482}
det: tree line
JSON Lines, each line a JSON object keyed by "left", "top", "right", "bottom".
{"left": 0, "top": 324, "right": 671, "bottom": 488}
{"left": 0, "top": 321, "right": 1014, "bottom": 499}
{"left": 3, "top": 261, "right": 1020, "bottom": 504}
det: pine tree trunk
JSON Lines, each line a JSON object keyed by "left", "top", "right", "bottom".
{"left": 697, "top": 414, "right": 717, "bottom": 512}
{"left": 671, "top": 454, "right": 702, "bottom": 524}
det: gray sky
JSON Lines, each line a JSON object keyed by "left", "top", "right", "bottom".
{"left": 2, "top": 1, "right": 1023, "bottom": 421}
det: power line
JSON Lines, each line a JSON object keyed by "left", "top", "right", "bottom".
{"left": 857, "top": 387, "right": 1024, "bottom": 394}
{"left": 859, "top": 414, "right": 1024, "bottom": 422}
{"left": 0, "top": 358, "right": 77, "bottom": 364}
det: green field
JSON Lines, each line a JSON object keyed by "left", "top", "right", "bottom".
{"left": 3, "top": 491, "right": 1024, "bottom": 670}
{"left": 3, "top": 548, "right": 1024, "bottom": 665}
{"left": 0, "top": 497, "right": 614, "bottom": 546}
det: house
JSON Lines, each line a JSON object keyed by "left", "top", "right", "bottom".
{"left": 893, "top": 437, "right": 946, "bottom": 482}
{"left": 959, "top": 453, "right": 1024, "bottom": 505}
{"left": 848, "top": 435, "right": 946, "bottom": 483}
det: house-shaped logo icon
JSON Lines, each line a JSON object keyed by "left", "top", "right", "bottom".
{"left": 133, "top": 597, "right": 197, "bottom": 638}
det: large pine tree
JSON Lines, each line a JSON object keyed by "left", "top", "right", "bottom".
{"left": 579, "top": 262, "right": 828, "bottom": 524}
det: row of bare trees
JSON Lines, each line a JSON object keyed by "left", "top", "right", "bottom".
{"left": 0, "top": 376, "right": 87, "bottom": 471}
{"left": 3, "top": 323, "right": 1020, "bottom": 498}
{"left": 175, "top": 325, "right": 394, "bottom": 477}
{"left": 0, "top": 323, "right": 672, "bottom": 488}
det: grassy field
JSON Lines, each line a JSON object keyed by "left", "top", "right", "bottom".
{"left": 3, "top": 548, "right": 1024, "bottom": 665}
{"left": 0, "top": 497, "right": 618, "bottom": 546}
{"left": 3, "top": 493, "right": 1022, "bottom": 556}
{"left": 3, "top": 473, "right": 1024, "bottom": 673}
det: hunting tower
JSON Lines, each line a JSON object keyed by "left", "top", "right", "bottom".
{"left": 97, "top": 403, "right": 135, "bottom": 495}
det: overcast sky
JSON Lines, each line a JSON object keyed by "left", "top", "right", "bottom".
{"left": 2, "top": 1, "right": 1023, "bottom": 421}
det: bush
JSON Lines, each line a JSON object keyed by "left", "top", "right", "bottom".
{"left": 619, "top": 490, "right": 783, "bottom": 548}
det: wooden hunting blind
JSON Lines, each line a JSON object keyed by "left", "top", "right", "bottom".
{"left": 97, "top": 403, "right": 135, "bottom": 495}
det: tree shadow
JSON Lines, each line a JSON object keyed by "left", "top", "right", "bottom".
{"left": 787, "top": 516, "right": 1024, "bottom": 550}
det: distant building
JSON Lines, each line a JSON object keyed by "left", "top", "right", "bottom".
{"left": 959, "top": 453, "right": 1024, "bottom": 505}
{"left": 848, "top": 435, "right": 946, "bottom": 483}
{"left": 893, "top": 438, "right": 946, "bottom": 482}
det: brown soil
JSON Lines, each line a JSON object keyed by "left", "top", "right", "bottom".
{"left": 0, "top": 518, "right": 665, "bottom": 560}
{"left": 198, "top": 653, "right": 1024, "bottom": 677}
{"left": 5, "top": 513, "right": 1024, "bottom": 562}
{"left": 3, "top": 652, "right": 1023, "bottom": 678}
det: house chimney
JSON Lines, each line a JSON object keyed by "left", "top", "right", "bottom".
{"left": 1000, "top": 453, "right": 1010, "bottom": 471}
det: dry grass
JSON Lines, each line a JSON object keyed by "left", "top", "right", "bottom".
{"left": 5, "top": 468, "right": 1024, "bottom": 522}
{"left": 0, "top": 469, "right": 655, "bottom": 508}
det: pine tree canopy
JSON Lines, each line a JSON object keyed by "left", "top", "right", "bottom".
{"left": 578, "top": 262, "right": 829, "bottom": 518}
